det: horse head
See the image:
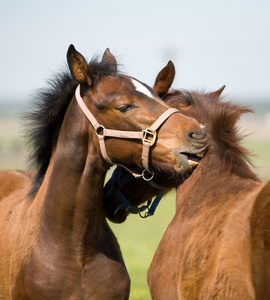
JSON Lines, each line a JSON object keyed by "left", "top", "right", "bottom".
{"left": 66, "top": 45, "right": 207, "bottom": 178}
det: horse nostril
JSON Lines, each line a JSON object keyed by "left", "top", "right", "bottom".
{"left": 188, "top": 128, "right": 207, "bottom": 141}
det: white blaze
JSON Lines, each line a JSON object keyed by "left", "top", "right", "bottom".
{"left": 131, "top": 78, "right": 153, "bottom": 98}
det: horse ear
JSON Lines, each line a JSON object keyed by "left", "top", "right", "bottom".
{"left": 67, "top": 44, "right": 92, "bottom": 86}
{"left": 102, "top": 48, "right": 117, "bottom": 72}
{"left": 208, "top": 85, "right": 226, "bottom": 98}
{"left": 153, "top": 61, "right": 175, "bottom": 99}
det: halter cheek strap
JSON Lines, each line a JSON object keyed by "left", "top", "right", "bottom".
{"left": 75, "top": 84, "right": 179, "bottom": 173}
{"left": 140, "top": 107, "right": 181, "bottom": 171}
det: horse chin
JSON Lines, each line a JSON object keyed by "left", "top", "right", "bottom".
{"left": 103, "top": 196, "right": 127, "bottom": 224}
{"left": 174, "top": 147, "right": 207, "bottom": 175}
{"left": 107, "top": 212, "right": 127, "bottom": 224}
{"left": 174, "top": 153, "right": 193, "bottom": 174}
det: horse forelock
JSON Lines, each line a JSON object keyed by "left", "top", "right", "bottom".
{"left": 87, "top": 56, "right": 119, "bottom": 85}
{"left": 25, "top": 57, "right": 120, "bottom": 197}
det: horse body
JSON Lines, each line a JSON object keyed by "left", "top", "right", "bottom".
{"left": 148, "top": 160, "right": 269, "bottom": 299}
{"left": 147, "top": 90, "right": 270, "bottom": 299}
{"left": 0, "top": 46, "right": 207, "bottom": 299}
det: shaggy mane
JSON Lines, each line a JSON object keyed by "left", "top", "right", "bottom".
{"left": 25, "top": 57, "right": 118, "bottom": 197}
{"left": 165, "top": 90, "right": 258, "bottom": 180}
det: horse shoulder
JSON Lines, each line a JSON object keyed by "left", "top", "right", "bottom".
{"left": 197, "top": 184, "right": 263, "bottom": 300}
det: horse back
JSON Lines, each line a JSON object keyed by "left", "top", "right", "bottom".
{"left": 250, "top": 181, "right": 270, "bottom": 300}
{"left": 0, "top": 170, "right": 34, "bottom": 200}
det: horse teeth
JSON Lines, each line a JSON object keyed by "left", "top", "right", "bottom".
{"left": 196, "top": 152, "right": 205, "bottom": 158}
{"left": 188, "top": 159, "right": 199, "bottom": 167}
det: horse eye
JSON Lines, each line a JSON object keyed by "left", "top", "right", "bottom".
{"left": 117, "top": 104, "right": 135, "bottom": 113}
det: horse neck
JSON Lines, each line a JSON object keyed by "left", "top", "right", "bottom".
{"left": 36, "top": 97, "right": 108, "bottom": 250}
{"left": 176, "top": 150, "right": 260, "bottom": 212}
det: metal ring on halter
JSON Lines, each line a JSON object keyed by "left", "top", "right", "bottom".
{"left": 96, "top": 125, "right": 105, "bottom": 136}
{"left": 142, "top": 169, "right": 154, "bottom": 181}
{"left": 139, "top": 206, "right": 150, "bottom": 218}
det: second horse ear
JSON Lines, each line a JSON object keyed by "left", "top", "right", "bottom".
{"left": 208, "top": 85, "right": 226, "bottom": 99}
{"left": 67, "top": 44, "right": 92, "bottom": 86}
{"left": 102, "top": 48, "right": 117, "bottom": 73}
{"left": 153, "top": 61, "right": 175, "bottom": 99}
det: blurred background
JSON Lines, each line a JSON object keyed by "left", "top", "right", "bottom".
{"left": 1, "top": 0, "right": 270, "bottom": 299}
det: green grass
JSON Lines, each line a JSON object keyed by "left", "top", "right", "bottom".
{"left": 243, "top": 138, "right": 270, "bottom": 181}
{"left": 0, "top": 118, "right": 28, "bottom": 169}
{"left": 0, "top": 112, "right": 270, "bottom": 299}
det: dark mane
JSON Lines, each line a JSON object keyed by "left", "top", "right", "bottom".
{"left": 165, "top": 90, "right": 258, "bottom": 180}
{"left": 25, "top": 58, "right": 118, "bottom": 196}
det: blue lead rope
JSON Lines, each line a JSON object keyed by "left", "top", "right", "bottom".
{"left": 110, "top": 168, "right": 165, "bottom": 218}
{"left": 138, "top": 189, "right": 165, "bottom": 218}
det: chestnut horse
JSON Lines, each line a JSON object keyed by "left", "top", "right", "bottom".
{"left": 0, "top": 46, "right": 207, "bottom": 299}
{"left": 104, "top": 68, "right": 270, "bottom": 299}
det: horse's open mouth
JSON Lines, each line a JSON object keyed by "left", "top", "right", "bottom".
{"left": 181, "top": 151, "right": 206, "bottom": 168}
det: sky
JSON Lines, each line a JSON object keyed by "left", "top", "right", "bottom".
{"left": 1, "top": 0, "right": 270, "bottom": 103}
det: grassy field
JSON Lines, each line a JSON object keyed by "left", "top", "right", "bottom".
{"left": 0, "top": 102, "right": 270, "bottom": 299}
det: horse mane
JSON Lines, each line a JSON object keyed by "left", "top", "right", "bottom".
{"left": 165, "top": 90, "right": 259, "bottom": 180}
{"left": 25, "top": 57, "right": 118, "bottom": 197}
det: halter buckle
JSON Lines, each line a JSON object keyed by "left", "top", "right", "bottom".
{"left": 142, "top": 128, "right": 157, "bottom": 146}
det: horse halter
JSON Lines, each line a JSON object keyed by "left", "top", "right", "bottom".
{"left": 75, "top": 84, "right": 180, "bottom": 174}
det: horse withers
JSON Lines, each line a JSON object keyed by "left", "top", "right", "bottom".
{"left": 104, "top": 69, "right": 270, "bottom": 299}
{"left": 0, "top": 46, "right": 207, "bottom": 299}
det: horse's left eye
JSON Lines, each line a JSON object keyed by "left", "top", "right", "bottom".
{"left": 117, "top": 104, "right": 135, "bottom": 113}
